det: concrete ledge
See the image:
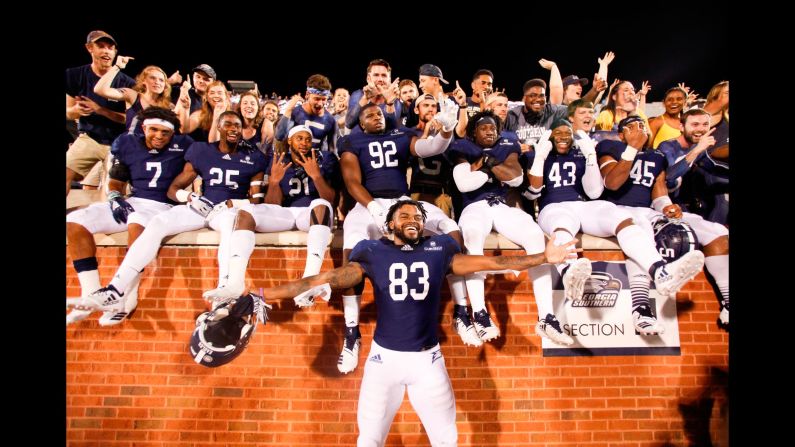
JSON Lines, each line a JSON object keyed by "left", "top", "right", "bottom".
{"left": 85, "top": 228, "right": 620, "bottom": 250}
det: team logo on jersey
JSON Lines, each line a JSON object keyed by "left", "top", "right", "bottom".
{"left": 571, "top": 272, "right": 621, "bottom": 308}
{"left": 424, "top": 241, "right": 443, "bottom": 252}
{"left": 431, "top": 350, "right": 442, "bottom": 364}
{"left": 239, "top": 155, "right": 254, "bottom": 165}
{"left": 369, "top": 353, "right": 383, "bottom": 364}
{"left": 148, "top": 149, "right": 159, "bottom": 154}
{"left": 390, "top": 129, "right": 404, "bottom": 136}
{"left": 168, "top": 144, "right": 184, "bottom": 152}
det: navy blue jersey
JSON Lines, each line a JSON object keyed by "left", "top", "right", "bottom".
{"left": 65, "top": 64, "right": 136, "bottom": 144}
{"left": 186, "top": 141, "right": 268, "bottom": 204}
{"left": 596, "top": 140, "right": 668, "bottom": 208}
{"left": 338, "top": 128, "right": 416, "bottom": 198}
{"left": 448, "top": 137, "right": 521, "bottom": 208}
{"left": 124, "top": 97, "right": 145, "bottom": 135}
{"left": 537, "top": 148, "right": 588, "bottom": 210}
{"left": 270, "top": 150, "right": 340, "bottom": 207}
{"left": 349, "top": 235, "right": 461, "bottom": 351}
{"left": 282, "top": 108, "right": 337, "bottom": 151}
{"left": 111, "top": 133, "right": 194, "bottom": 204}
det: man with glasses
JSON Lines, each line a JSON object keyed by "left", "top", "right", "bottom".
{"left": 505, "top": 78, "right": 569, "bottom": 149}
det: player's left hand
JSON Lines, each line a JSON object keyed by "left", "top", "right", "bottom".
{"left": 544, "top": 234, "right": 582, "bottom": 264}
{"left": 294, "top": 149, "right": 321, "bottom": 179}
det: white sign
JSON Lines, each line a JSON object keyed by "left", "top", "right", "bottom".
{"left": 542, "top": 261, "right": 681, "bottom": 356}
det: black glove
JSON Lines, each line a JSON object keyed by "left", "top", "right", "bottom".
{"left": 108, "top": 191, "right": 135, "bottom": 224}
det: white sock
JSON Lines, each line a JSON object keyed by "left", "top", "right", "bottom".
{"left": 77, "top": 270, "right": 101, "bottom": 297}
{"left": 617, "top": 224, "right": 663, "bottom": 273}
{"left": 303, "top": 225, "right": 332, "bottom": 278}
{"left": 215, "top": 212, "right": 237, "bottom": 286}
{"left": 227, "top": 230, "right": 256, "bottom": 291}
{"left": 109, "top": 265, "right": 139, "bottom": 294}
{"left": 626, "top": 258, "right": 651, "bottom": 309}
{"left": 447, "top": 274, "right": 468, "bottom": 306}
{"left": 529, "top": 265, "right": 554, "bottom": 319}
{"left": 465, "top": 273, "right": 487, "bottom": 312}
{"left": 342, "top": 295, "right": 361, "bottom": 327}
{"left": 704, "top": 255, "right": 729, "bottom": 303}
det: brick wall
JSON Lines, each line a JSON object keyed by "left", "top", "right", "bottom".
{"left": 66, "top": 247, "right": 728, "bottom": 447}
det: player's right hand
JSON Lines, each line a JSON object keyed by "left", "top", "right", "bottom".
{"left": 533, "top": 129, "right": 553, "bottom": 160}
{"left": 108, "top": 191, "right": 134, "bottom": 224}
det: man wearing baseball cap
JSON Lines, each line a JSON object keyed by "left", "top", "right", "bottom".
{"left": 405, "top": 63, "right": 449, "bottom": 128}
{"left": 178, "top": 63, "right": 218, "bottom": 114}
{"left": 66, "top": 30, "right": 136, "bottom": 196}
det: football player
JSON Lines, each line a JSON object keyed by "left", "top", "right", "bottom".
{"left": 202, "top": 125, "right": 340, "bottom": 302}
{"left": 597, "top": 115, "right": 723, "bottom": 332}
{"left": 251, "top": 199, "right": 580, "bottom": 446}
{"left": 67, "top": 107, "right": 192, "bottom": 326}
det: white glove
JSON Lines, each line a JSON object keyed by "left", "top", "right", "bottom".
{"left": 205, "top": 201, "right": 231, "bottom": 222}
{"left": 367, "top": 201, "right": 387, "bottom": 233}
{"left": 293, "top": 283, "right": 332, "bottom": 308}
{"left": 529, "top": 129, "right": 553, "bottom": 177}
{"left": 188, "top": 193, "right": 214, "bottom": 217}
{"left": 533, "top": 129, "right": 553, "bottom": 161}
{"left": 575, "top": 130, "right": 597, "bottom": 157}
{"left": 434, "top": 97, "right": 459, "bottom": 132}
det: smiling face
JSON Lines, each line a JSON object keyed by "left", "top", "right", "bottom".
{"left": 238, "top": 94, "right": 260, "bottom": 121}
{"left": 143, "top": 123, "right": 174, "bottom": 150}
{"left": 681, "top": 113, "right": 711, "bottom": 145}
{"left": 389, "top": 203, "right": 425, "bottom": 244}
{"left": 474, "top": 121, "right": 498, "bottom": 147}
{"left": 218, "top": 114, "right": 242, "bottom": 145}
{"left": 551, "top": 124, "right": 574, "bottom": 155}
{"left": 523, "top": 86, "right": 546, "bottom": 114}
{"left": 664, "top": 90, "right": 686, "bottom": 116}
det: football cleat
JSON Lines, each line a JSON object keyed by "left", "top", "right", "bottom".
{"left": 653, "top": 250, "right": 705, "bottom": 297}
{"left": 472, "top": 309, "right": 500, "bottom": 342}
{"left": 535, "top": 313, "right": 574, "bottom": 346}
{"left": 452, "top": 305, "right": 483, "bottom": 347}
{"left": 338, "top": 325, "right": 361, "bottom": 374}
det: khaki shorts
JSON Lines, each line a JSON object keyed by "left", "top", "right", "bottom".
{"left": 66, "top": 134, "right": 110, "bottom": 179}
{"left": 411, "top": 192, "right": 453, "bottom": 218}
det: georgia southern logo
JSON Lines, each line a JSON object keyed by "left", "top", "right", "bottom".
{"left": 571, "top": 272, "right": 621, "bottom": 307}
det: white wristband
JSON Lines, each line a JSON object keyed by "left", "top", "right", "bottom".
{"left": 249, "top": 180, "right": 263, "bottom": 186}
{"left": 652, "top": 196, "right": 673, "bottom": 213}
{"left": 175, "top": 189, "right": 191, "bottom": 203}
{"left": 252, "top": 193, "right": 265, "bottom": 198}
{"left": 621, "top": 145, "right": 638, "bottom": 161}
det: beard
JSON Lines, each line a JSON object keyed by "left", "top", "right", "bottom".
{"left": 395, "top": 224, "right": 422, "bottom": 244}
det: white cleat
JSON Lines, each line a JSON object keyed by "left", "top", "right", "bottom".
{"left": 98, "top": 292, "right": 138, "bottom": 327}
{"left": 562, "top": 258, "right": 592, "bottom": 301}
{"left": 452, "top": 305, "right": 483, "bottom": 347}
{"left": 337, "top": 326, "right": 361, "bottom": 374}
{"left": 653, "top": 250, "right": 705, "bottom": 297}
{"left": 202, "top": 284, "right": 245, "bottom": 308}
{"left": 535, "top": 313, "right": 574, "bottom": 346}
{"left": 472, "top": 309, "right": 500, "bottom": 342}
{"left": 67, "top": 285, "right": 125, "bottom": 314}
{"left": 66, "top": 308, "right": 92, "bottom": 325}
{"left": 632, "top": 305, "right": 665, "bottom": 335}
{"left": 718, "top": 299, "right": 729, "bottom": 329}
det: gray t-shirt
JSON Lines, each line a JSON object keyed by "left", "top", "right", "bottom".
{"left": 504, "top": 103, "right": 568, "bottom": 146}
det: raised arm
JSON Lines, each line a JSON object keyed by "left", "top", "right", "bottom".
{"left": 262, "top": 262, "right": 365, "bottom": 300}
{"left": 539, "top": 59, "right": 563, "bottom": 105}
{"left": 93, "top": 56, "right": 136, "bottom": 105}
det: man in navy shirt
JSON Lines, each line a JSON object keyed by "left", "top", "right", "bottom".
{"left": 334, "top": 102, "right": 464, "bottom": 373}
{"left": 597, "top": 115, "right": 716, "bottom": 331}
{"left": 66, "top": 30, "right": 135, "bottom": 195}
{"left": 252, "top": 199, "right": 579, "bottom": 447}
{"left": 203, "top": 125, "right": 340, "bottom": 303}
{"left": 67, "top": 107, "right": 192, "bottom": 326}
{"left": 68, "top": 111, "right": 268, "bottom": 316}
{"left": 275, "top": 74, "right": 339, "bottom": 152}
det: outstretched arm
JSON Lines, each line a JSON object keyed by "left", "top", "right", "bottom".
{"left": 449, "top": 235, "right": 580, "bottom": 275}
{"left": 261, "top": 262, "right": 365, "bottom": 300}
